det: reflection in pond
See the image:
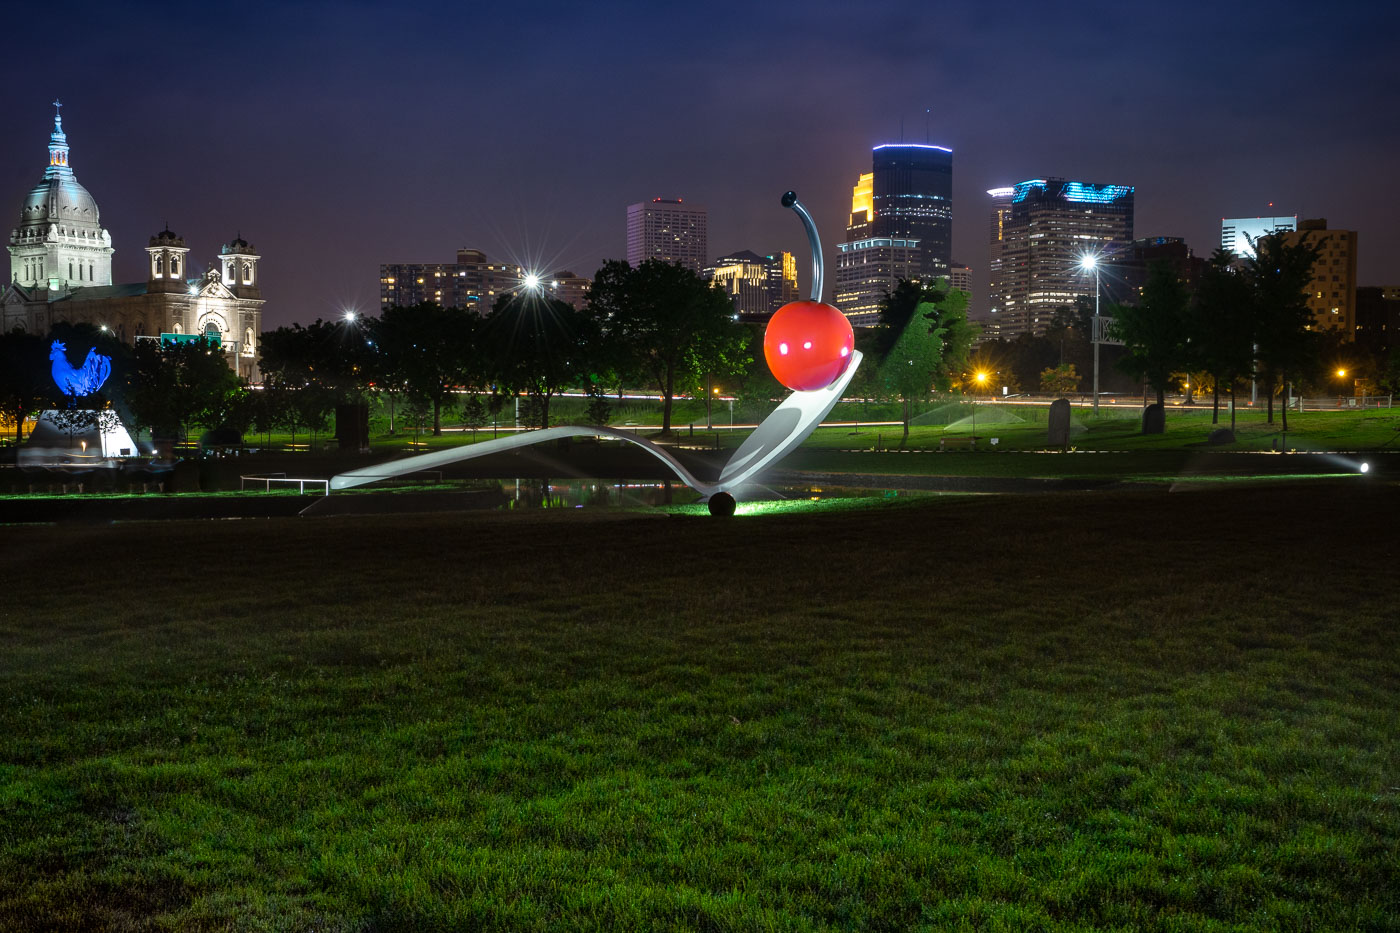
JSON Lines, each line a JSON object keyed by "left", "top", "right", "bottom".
{"left": 500, "top": 479, "right": 701, "bottom": 509}
{"left": 497, "top": 479, "right": 951, "bottom": 510}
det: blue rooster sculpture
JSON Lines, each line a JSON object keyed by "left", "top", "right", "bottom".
{"left": 50, "top": 340, "right": 112, "bottom": 397}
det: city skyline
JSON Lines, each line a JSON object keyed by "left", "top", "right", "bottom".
{"left": 1, "top": 1, "right": 1395, "bottom": 329}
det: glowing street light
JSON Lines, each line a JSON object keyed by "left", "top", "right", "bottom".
{"left": 971, "top": 371, "right": 989, "bottom": 441}
{"left": 1081, "top": 253, "right": 1102, "bottom": 414}
{"left": 523, "top": 272, "right": 542, "bottom": 291}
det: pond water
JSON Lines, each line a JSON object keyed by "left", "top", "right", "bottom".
{"left": 495, "top": 479, "right": 950, "bottom": 510}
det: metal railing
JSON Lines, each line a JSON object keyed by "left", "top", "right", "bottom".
{"left": 240, "top": 473, "right": 328, "bottom": 495}
{"left": 1292, "top": 395, "right": 1393, "bottom": 411}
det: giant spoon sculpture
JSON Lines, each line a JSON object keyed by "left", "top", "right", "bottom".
{"left": 331, "top": 191, "right": 862, "bottom": 516}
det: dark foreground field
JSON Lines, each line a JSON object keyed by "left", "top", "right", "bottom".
{"left": 2, "top": 482, "right": 1397, "bottom": 931}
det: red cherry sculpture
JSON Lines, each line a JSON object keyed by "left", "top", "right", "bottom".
{"left": 763, "top": 300, "right": 855, "bottom": 391}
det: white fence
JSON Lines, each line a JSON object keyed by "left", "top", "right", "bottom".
{"left": 240, "top": 473, "right": 329, "bottom": 495}
{"left": 1292, "top": 395, "right": 1394, "bottom": 411}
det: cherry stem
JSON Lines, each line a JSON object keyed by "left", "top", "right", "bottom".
{"left": 782, "top": 191, "right": 823, "bottom": 302}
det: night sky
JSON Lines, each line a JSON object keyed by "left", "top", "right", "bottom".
{"left": 4, "top": 0, "right": 1395, "bottom": 329}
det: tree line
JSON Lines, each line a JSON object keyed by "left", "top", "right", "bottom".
{"left": 44, "top": 245, "right": 1365, "bottom": 451}
{"left": 257, "top": 261, "right": 978, "bottom": 444}
{"left": 974, "top": 237, "right": 1400, "bottom": 433}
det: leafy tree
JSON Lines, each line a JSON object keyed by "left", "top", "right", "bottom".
{"left": 210, "top": 386, "right": 259, "bottom": 447}
{"left": 401, "top": 396, "right": 432, "bottom": 445}
{"left": 1050, "top": 296, "right": 1095, "bottom": 334}
{"left": 120, "top": 338, "right": 242, "bottom": 444}
{"left": 585, "top": 392, "right": 613, "bottom": 427}
{"left": 376, "top": 304, "right": 476, "bottom": 436}
{"left": 1040, "top": 363, "right": 1080, "bottom": 396}
{"left": 588, "top": 259, "right": 745, "bottom": 434}
{"left": 879, "top": 304, "right": 943, "bottom": 443}
{"left": 1047, "top": 298, "right": 1095, "bottom": 385}
{"left": 259, "top": 316, "right": 381, "bottom": 446}
{"left": 1246, "top": 234, "right": 1322, "bottom": 431}
{"left": 256, "top": 380, "right": 334, "bottom": 450}
{"left": 999, "top": 332, "right": 1061, "bottom": 398}
{"left": 482, "top": 291, "right": 593, "bottom": 429}
{"left": 250, "top": 385, "right": 281, "bottom": 448}
{"left": 1111, "top": 260, "right": 1192, "bottom": 413}
{"left": 460, "top": 394, "right": 488, "bottom": 439}
{"left": 1190, "top": 248, "right": 1256, "bottom": 428}
{"left": 732, "top": 323, "right": 785, "bottom": 414}
{"left": 681, "top": 327, "right": 752, "bottom": 429}
{"left": 0, "top": 330, "right": 56, "bottom": 445}
{"left": 875, "top": 279, "right": 975, "bottom": 442}
{"left": 261, "top": 318, "right": 380, "bottom": 393}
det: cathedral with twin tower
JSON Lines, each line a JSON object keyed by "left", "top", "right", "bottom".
{"left": 2, "top": 102, "right": 264, "bottom": 379}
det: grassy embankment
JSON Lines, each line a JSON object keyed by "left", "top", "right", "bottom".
{"left": 253, "top": 400, "right": 1399, "bottom": 453}
{"left": 349, "top": 404, "right": 1400, "bottom": 485}
{"left": 2, "top": 482, "right": 1397, "bottom": 930}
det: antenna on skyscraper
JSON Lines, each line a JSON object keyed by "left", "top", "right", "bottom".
{"left": 899, "top": 116, "right": 904, "bottom": 143}
{"left": 925, "top": 108, "right": 931, "bottom": 143}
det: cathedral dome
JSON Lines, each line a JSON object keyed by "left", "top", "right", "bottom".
{"left": 19, "top": 174, "right": 101, "bottom": 229}
{"left": 16, "top": 104, "right": 103, "bottom": 234}
{"left": 7, "top": 102, "right": 115, "bottom": 292}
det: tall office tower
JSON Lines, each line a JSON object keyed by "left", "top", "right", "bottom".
{"left": 1273, "top": 218, "right": 1358, "bottom": 339}
{"left": 704, "top": 250, "right": 772, "bottom": 319}
{"left": 833, "top": 143, "right": 952, "bottom": 324}
{"left": 625, "top": 198, "right": 708, "bottom": 274}
{"left": 870, "top": 144, "right": 953, "bottom": 280}
{"left": 764, "top": 251, "right": 799, "bottom": 312}
{"left": 1221, "top": 215, "right": 1296, "bottom": 259}
{"left": 948, "top": 263, "right": 972, "bottom": 296}
{"left": 846, "top": 172, "right": 874, "bottom": 241}
{"left": 703, "top": 250, "right": 798, "bottom": 321}
{"left": 543, "top": 271, "right": 591, "bottom": 310}
{"left": 986, "top": 178, "right": 1135, "bottom": 338}
{"left": 834, "top": 236, "right": 923, "bottom": 326}
{"left": 380, "top": 249, "right": 525, "bottom": 312}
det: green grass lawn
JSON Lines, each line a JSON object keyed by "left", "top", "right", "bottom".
{"left": 2, "top": 483, "right": 1398, "bottom": 930}
{"left": 205, "top": 399, "right": 1400, "bottom": 458}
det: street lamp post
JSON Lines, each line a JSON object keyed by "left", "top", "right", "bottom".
{"left": 972, "top": 370, "right": 988, "bottom": 441}
{"left": 1081, "top": 255, "right": 1102, "bottom": 414}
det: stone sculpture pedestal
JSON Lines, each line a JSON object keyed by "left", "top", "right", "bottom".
{"left": 18, "top": 409, "right": 141, "bottom": 468}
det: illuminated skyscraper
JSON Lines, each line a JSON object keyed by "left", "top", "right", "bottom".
{"left": 1274, "top": 218, "right": 1358, "bottom": 340}
{"left": 834, "top": 237, "right": 922, "bottom": 326}
{"left": 1221, "top": 215, "right": 1296, "bottom": 259}
{"left": 834, "top": 143, "right": 952, "bottom": 324}
{"left": 948, "top": 262, "right": 972, "bottom": 297}
{"left": 702, "top": 249, "right": 800, "bottom": 320}
{"left": 846, "top": 172, "right": 874, "bottom": 241}
{"left": 625, "top": 198, "right": 708, "bottom": 274}
{"left": 986, "top": 178, "right": 1135, "bottom": 338}
{"left": 870, "top": 144, "right": 952, "bottom": 280}
{"left": 380, "top": 249, "right": 526, "bottom": 312}
{"left": 764, "top": 251, "right": 799, "bottom": 313}
{"left": 704, "top": 250, "right": 771, "bottom": 318}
